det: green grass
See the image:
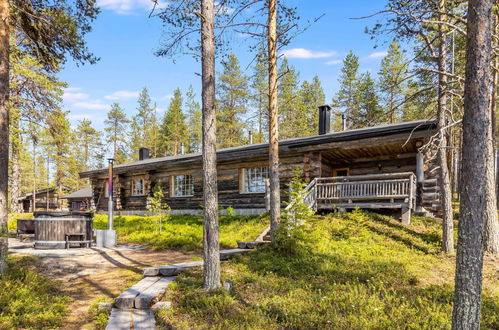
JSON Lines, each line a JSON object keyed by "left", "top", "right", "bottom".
{"left": 94, "top": 214, "right": 268, "bottom": 251}
{"left": 0, "top": 256, "right": 69, "bottom": 329}
{"left": 157, "top": 211, "right": 499, "bottom": 329}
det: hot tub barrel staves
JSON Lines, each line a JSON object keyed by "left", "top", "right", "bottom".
{"left": 33, "top": 211, "right": 94, "bottom": 249}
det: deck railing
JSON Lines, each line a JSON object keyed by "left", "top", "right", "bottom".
{"left": 316, "top": 172, "right": 416, "bottom": 209}
{"left": 293, "top": 172, "right": 416, "bottom": 212}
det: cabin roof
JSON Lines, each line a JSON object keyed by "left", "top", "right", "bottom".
{"left": 18, "top": 186, "right": 70, "bottom": 201}
{"left": 80, "top": 119, "right": 436, "bottom": 178}
{"left": 61, "top": 187, "right": 93, "bottom": 199}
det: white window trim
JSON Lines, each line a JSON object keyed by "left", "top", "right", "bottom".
{"left": 240, "top": 166, "right": 269, "bottom": 194}
{"left": 131, "top": 178, "right": 145, "bottom": 196}
{"left": 170, "top": 175, "right": 194, "bottom": 198}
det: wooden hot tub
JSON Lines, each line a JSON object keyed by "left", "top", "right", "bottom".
{"left": 34, "top": 211, "right": 94, "bottom": 249}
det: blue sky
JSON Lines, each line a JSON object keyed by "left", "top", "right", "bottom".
{"left": 61, "top": 0, "right": 393, "bottom": 130}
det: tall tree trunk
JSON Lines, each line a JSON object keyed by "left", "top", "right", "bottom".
{"left": 201, "top": 0, "right": 220, "bottom": 291}
{"left": 10, "top": 137, "right": 22, "bottom": 213}
{"left": 484, "top": 13, "right": 499, "bottom": 255}
{"left": 437, "top": 0, "right": 454, "bottom": 254}
{"left": 267, "top": 0, "right": 280, "bottom": 239}
{"left": 452, "top": 0, "right": 493, "bottom": 327}
{"left": 0, "top": 0, "right": 9, "bottom": 275}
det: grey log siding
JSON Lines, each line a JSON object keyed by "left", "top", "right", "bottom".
{"left": 91, "top": 154, "right": 311, "bottom": 211}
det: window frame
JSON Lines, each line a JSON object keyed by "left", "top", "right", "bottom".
{"left": 240, "top": 166, "right": 269, "bottom": 194}
{"left": 332, "top": 168, "right": 349, "bottom": 177}
{"left": 131, "top": 178, "right": 145, "bottom": 196}
{"left": 170, "top": 175, "right": 195, "bottom": 198}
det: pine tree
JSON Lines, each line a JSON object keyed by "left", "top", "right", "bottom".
{"left": 333, "top": 51, "right": 360, "bottom": 129}
{"left": 216, "top": 53, "right": 248, "bottom": 148}
{"left": 43, "top": 108, "right": 78, "bottom": 193}
{"left": 378, "top": 40, "right": 409, "bottom": 123}
{"left": 299, "top": 75, "right": 325, "bottom": 135}
{"left": 250, "top": 45, "right": 269, "bottom": 143}
{"left": 130, "top": 87, "right": 155, "bottom": 157}
{"left": 9, "top": 43, "right": 65, "bottom": 212}
{"left": 354, "top": 71, "right": 383, "bottom": 128}
{"left": 278, "top": 58, "right": 304, "bottom": 138}
{"left": 104, "top": 103, "right": 130, "bottom": 164}
{"left": 186, "top": 85, "right": 202, "bottom": 153}
{"left": 75, "top": 119, "right": 104, "bottom": 171}
{"left": 159, "top": 88, "right": 188, "bottom": 155}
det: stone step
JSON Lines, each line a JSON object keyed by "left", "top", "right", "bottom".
{"left": 143, "top": 260, "right": 203, "bottom": 277}
{"left": 422, "top": 186, "right": 440, "bottom": 192}
{"left": 135, "top": 276, "right": 176, "bottom": 309}
{"left": 236, "top": 241, "right": 269, "bottom": 249}
{"left": 424, "top": 178, "right": 438, "bottom": 185}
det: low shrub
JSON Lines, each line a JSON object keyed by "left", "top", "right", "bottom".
{"left": 7, "top": 212, "right": 33, "bottom": 231}
{"left": 158, "top": 211, "right": 499, "bottom": 329}
{"left": 0, "top": 256, "right": 69, "bottom": 328}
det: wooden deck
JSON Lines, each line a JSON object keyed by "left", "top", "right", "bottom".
{"left": 303, "top": 172, "right": 417, "bottom": 224}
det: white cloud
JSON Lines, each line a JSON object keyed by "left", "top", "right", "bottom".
{"left": 366, "top": 51, "right": 388, "bottom": 59}
{"left": 97, "top": 0, "right": 167, "bottom": 15}
{"left": 63, "top": 91, "right": 90, "bottom": 103}
{"left": 280, "top": 48, "right": 337, "bottom": 59}
{"left": 73, "top": 101, "right": 109, "bottom": 111}
{"left": 105, "top": 90, "right": 140, "bottom": 100}
{"left": 325, "top": 59, "right": 342, "bottom": 65}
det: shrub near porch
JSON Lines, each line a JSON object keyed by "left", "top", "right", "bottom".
{"left": 157, "top": 211, "right": 499, "bottom": 329}
{"left": 93, "top": 213, "right": 268, "bottom": 251}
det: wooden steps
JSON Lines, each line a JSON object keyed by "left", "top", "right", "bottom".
{"left": 115, "top": 276, "right": 176, "bottom": 309}
{"left": 237, "top": 241, "right": 269, "bottom": 249}
{"left": 143, "top": 260, "right": 203, "bottom": 277}
{"left": 106, "top": 308, "right": 155, "bottom": 330}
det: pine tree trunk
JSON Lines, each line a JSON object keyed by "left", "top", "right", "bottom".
{"left": 483, "top": 13, "right": 499, "bottom": 255}
{"left": 267, "top": 0, "right": 280, "bottom": 239}
{"left": 0, "top": 0, "right": 9, "bottom": 275}
{"left": 437, "top": 0, "right": 454, "bottom": 254}
{"left": 452, "top": 0, "right": 493, "bottom": 327}
{"left": 201, "top": 0, "right": 220, "bottom": 291}
{"left": 10, "top": 137, "right": 22, "bottom": 213}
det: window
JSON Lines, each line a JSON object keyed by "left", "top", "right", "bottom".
{"left": 132, "top": 179, "right": 145, "bottom": 196}
{"left": 333, "top": 168, "right": 349, "bottom": 177}
{"left": 242, "top": 167, "right": 269, "bottom": 193}
{"left": 173, "top": 175, "right": 194, "bottom": 197}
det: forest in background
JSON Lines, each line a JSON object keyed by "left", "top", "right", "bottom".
{"left": 9, "top": 38, "right": 436, "bottom": 208}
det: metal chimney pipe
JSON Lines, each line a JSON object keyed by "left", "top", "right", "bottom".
{"left": 181, "top": 142, "right": 185, "bottom": 155}
{"left": 318, "top": 105, "right": 332, "bottom": 135}
{"left": 249, "top": 130, "right": 253, "bottom": 144}
{"left": 341, "top": 112, "right": 347, "bottom": 131}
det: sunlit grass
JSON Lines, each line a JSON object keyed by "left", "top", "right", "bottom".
{"left": 157, "top": 211, "right": 499, "bottom": 329}
{"left": 94, "top": 213, "right": 268, "bottom": 251}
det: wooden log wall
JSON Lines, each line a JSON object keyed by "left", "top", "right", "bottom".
{"left": 90, "top": 151, "right": 419, "bottom": 212}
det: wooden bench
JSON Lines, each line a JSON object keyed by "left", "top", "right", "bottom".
{"left": 65, "top": 233, "right": 92, "bottom": 249}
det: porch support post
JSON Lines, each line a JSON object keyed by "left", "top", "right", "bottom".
{"left": 416, "top": 152, "right": 424, "bottom": 211}
{"left": 401, "top": 205, "right": 411, "bottom": 225}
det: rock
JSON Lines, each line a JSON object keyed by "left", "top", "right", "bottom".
{"left": 98, "top": 302, "right": 113, "bottom": 312}
{"left": 151, "top": 301, "right": 172, "bottom": 311}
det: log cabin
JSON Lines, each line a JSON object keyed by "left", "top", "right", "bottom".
{"left": 80, "top": 106, "right": 440, "bottom": 222}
